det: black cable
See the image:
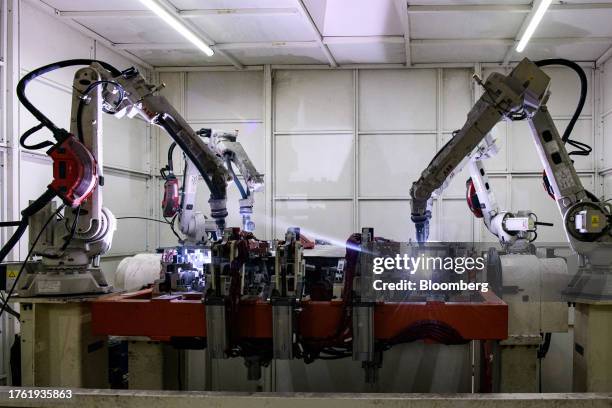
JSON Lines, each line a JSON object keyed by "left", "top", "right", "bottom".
{"left": 165, "top": 214, "right": 182, "bottom": 242}
{"left": 0, "top": 293, "right": 19, "bottom": 319}
{"left": 60, "top": 206, "right": 81, "bottom": 251}
{"left": 76, "top": 80, "right": 126, "bottom": 143}
{"left": 17, "top": 59, "right": 121, "bottom": 144}
{"left": 226, "top": 157, "right": 248, "bottom": 199}
{"left": 19, "top": 123, "right": 53, "bottom": 151}
{"left": 161, "top": 142, "right": 177, "bottom": 180}
{"left": 534, "top": 60, "right": 586, "bottom": 141}
{"left": 167, "top": 142, "right": 177, "bottom": 173}
{"left": 0, "top": 204, "right": 65, "bottom": 319}
{"left": 0, "top": 221, "right": 23, "bottom": 228}
{"left": 0, "top": 189, "right": 57, "bottom": 265}
{"left": 117, "top": 216, "right": 172, "bottom": 224}
{"left": 157, "top": 118, "right": 223, "bottom": 200}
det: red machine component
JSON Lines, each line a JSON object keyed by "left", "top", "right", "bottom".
{"left": 162, "top": 176, "right": 180, "bottom": 217}
{"left": 91, "top": 289, "right": 507, "bottom": 342}
{"left": 465, "top": 177, "right": 483, "bottom": 218}
{"left": 47, "top": 135, "right": 97, "bottom": 208}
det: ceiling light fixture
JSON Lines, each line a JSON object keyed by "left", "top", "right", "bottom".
{"left": 516, "top": 0, "right": 553, "bottom": 53}
{"left": 139, "top": 0, "right": 214, "bottom": 56}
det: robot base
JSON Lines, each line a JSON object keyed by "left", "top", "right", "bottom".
{"left": 18, "top": 266, "right": 112, "bottom": 297}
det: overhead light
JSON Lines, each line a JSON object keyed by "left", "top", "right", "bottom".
{"left": 139, "top": 0, "right": 214, "bottom": 56}
{"left": 516, "top": 0, "right": 553, "bottom": 53}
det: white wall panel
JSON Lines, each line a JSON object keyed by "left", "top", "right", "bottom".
{"left": 359, "top": 69, "right": 437, "bottom": 131}
{"left": 103, "top": 172, "right": 149, "bottom": 255}
{"left": 442, "top": 69, "right": 472, "bottom": 132}
{"left": 604, "top": 60, "right": 612, "bottom": 114}
{"left": 274, "top": 200, "right": 353, "bottom": 244}
{"left": 274, "top": 70, "right": 354, "bottom": 132}
{"left": 20, "top": 1, "right": 93, "bottom": 86}
{"left": 440, "top": 200, "right": 474, "bottom": 242}
{"left": 604, "top": 114, "right": 612, "bottom": 170}
{"left": 604, "top": 174, "right": 612, "bottom": 200}
{"left": 186, "top": 71, "right": 263, "bottom": 121}
{"left": 359, "top": 133, "right": 436, "bottom": 197}
{"left": 511, "top": 175, "right": 594, "bottom": 243}
{"left": 103, "top": 116, "right": 149, "bottom": 173}
{"left": 275, "top": 134, "right": 354, "bottom": 198}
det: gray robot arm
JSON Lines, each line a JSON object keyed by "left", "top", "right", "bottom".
{"left": 410, "top": 58, "right": 550, "bottom": 243}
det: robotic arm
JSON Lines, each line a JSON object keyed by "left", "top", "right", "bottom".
{"left": 410, "top": 59, "right": 551, "bottom": 244}
{"left": 465, "top": 135, "right": 551, "bottom": 251}
{"left": 96, "top": 65, "right": 233, "bottom": 235}
{"left": 410, "top": 58, "right": 612, "bottom": 296}
{"left": 161, "top": 128, "right": 264, "bottom": 244}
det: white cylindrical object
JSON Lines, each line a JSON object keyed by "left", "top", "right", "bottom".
{"left": 115, "top": 253, "right": 162, "bottom": 291}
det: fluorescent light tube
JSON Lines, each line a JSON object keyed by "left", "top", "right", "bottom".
{"left": 139, "top": 0, "right": 214, "bottom": 56}
{"left": 516, "top": 0, "right": 553, "bottom": 53}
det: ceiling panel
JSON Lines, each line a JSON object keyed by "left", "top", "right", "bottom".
{"left": 129, "top": 48, "right": 228, "bottom": 66}
{"left": 225, "top": 46, "right": 328, "bottom": 65}
{"left": 42, "top": 0, "right": 148, "bottom": 10}
{"left": 308, "top": 0, "right": 403, "bottom": 36}
{"left": 73, "top": 16, "right": 186, "bottom": 43}
{"left": 328, "top": 42, "right": 405, "bottom": 64}
{"left": 130, "top": 46, "right": 328, "bottom": 66}
{"left": 188, "top": 14, "right": 315, "bottom": 43}
{"left": 411, "top": 42, "right": 509, "bottom": 63}
{"left": 536, "top": 10, "right": 612, "bottom": 38}
{"left": 514, "top": 41, "right": 610, "bottom": 62}
{"left": 410, "top": 11, "right": 525, "bottom": 39}
{"left": 169, "top": 0, "right": 296, "bottom": 8}
{"left": 406, "top": 0, "right": 530, "bottom": 4}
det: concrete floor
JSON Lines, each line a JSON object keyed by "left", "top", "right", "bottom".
{"left": 0, "top": 388, "right": 611, "bottom": 408}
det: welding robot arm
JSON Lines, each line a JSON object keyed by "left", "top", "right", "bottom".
{"left": 410, "top": 59, "right": 551, "bottom": 243}
{"left": 95, "top": 65, "right": 233, "bottom": 236}
{"left": 465, "top": 135, "right": 550, "bottom": 250}
{"left": 161, "top": 128, "right": 264, "bottom": 243}
{"left": 205, "top": 128, "right": 264, "bottom": 233}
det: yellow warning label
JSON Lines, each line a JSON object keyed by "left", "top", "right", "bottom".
{"left": 592, "top": 215, "right": 600, "bottom": 227}
{"left": 7, "top": 269, "right": 17, "bottom": 279}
